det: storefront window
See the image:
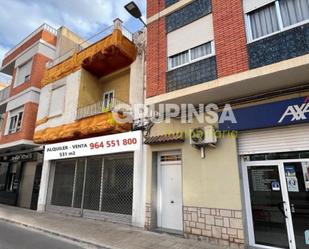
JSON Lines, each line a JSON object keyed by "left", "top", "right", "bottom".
{"left": 101, "top": 155, "right": 133, "bottom": 215}
{"left": 51, "top": 160, "right": 75, "bottom": 207}
{"left": 0, "top": 163, "right": 9, "bottom": 191}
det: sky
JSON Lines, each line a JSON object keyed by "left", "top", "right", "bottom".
{"left": 0, "top": 0, "right": 146, "bottom": 83}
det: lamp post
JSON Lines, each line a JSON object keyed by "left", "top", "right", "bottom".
{"left": 124, "top": 1, "right": 147, "bottom": 27}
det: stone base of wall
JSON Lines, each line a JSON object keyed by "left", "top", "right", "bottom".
{"left": 184, "top": 206, "right": 244, "bottom": 248}
{"left": 145, "top": 203, "right": 151, "bottom": 230}
{"left": 144, "top": 204, "right": 245, "bottom": 248}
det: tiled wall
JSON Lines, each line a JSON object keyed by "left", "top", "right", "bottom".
{"left": 184, "top": 206, "right": 245, "bottom": 248}
{"left": 145, "top": 203, "right": 152, "bottom": 229}
{"left": 248, "top": 23, "right": 309, "bottom": 69}
{"left": 166, "top": 56, "right": 217, "bottom": 92}
{"left": 165, "top": 0, "right": 179, "bottom": 7}
{"left": 166, "top": 0, "right": 212, "bottom": 33}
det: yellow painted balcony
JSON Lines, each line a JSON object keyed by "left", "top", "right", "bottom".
{"left": 33, "top": 99, "right": 132, "bottom": 144}
{"left": 42, "top": 23, "right": 137, "bottom": 86}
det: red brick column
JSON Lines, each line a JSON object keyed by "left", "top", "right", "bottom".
{"left": 0, "top": 102, "right": 38, "bottom": 144}
{"left": 146, "top": 17, "right": 167, "bottom": 98}
{"left": 212, "top": 0, "right": 249, "bottom": 78}
{"left": 147, "top": 0, "right": 165, "bottom": 17}
{"left": 9, "top": 53, "right": 50, "bottom": 97}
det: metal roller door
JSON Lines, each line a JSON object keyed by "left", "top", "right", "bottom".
{"left": 46, "top": 153, "right": 134, "bottom": 224}
{"left": 237, "top": 124, "right": 309, "bottom": 155}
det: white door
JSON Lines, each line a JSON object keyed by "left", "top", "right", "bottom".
{"left": 157, "top": 152, "right": 183, "bottom": 231}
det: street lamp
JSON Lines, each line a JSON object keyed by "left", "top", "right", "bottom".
{"left": 124, "top": 1, "right": 146, "bottom": 27}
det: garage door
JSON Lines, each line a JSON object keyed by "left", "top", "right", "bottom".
{"left": 237, "top": 124, "right": 309, "bottom": 155}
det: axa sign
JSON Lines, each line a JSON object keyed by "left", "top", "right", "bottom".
{"left": 219, "top": 96, "right": 309, "bottom": 131}
{"left": 279, "top": 101, "right": 309, "bottom": 123}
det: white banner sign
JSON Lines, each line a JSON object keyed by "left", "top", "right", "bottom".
{"left": 44, "top": 131, "right": 142, "bottom": 161}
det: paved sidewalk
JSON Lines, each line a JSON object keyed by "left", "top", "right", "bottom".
{"left": 0, "top": 204, "right": 227, "bottom": 249}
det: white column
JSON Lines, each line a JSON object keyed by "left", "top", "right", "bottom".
{"left": 37, "top": 160, "right": 51, "bottom": 212}
{"left": 132, "top": 143, "right": 146, "bottom": 227}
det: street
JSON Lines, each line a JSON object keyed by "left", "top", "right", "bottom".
{"left": 0, "top": 220, "right": 95, "bottom": 249}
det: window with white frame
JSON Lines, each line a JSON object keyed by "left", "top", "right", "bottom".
{"left": 103, "top": 91, "right": 114, "bottom": 111}
{"left": 15, "top": 59, "right": 32, "bottom": 87}
{"left": 7, "top": 107, "right": 24, "bottom": 134}
{"left": 168, "top": 41, "right": 214, "bottom": 70}
{"left": 49, "top": 85, "right": 66, "bottom": 117}
{"left": 247, "top": 0, "right": 309, "bottom": 41}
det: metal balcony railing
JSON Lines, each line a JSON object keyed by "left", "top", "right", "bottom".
{"left": 0, "top": 87, "right": 10, "bottom": 103}
{"left": 76, "top": 98, "right": 131, "bottom": 120}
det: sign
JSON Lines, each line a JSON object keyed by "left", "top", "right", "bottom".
{"left": 44, "top": 131, "right": 142, "bottom": 161}
{"left": 9, "top": 153, "right": 35, "bottom": 162}
{"left": 219, "top": 96, "right": 309, "bottom": 131}
{"left": 271, "top": 181, "right": 280, "bottom": 191}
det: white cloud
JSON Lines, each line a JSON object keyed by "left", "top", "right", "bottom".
{"left": 0, "top": 0, "right": 146, "bottom": 47}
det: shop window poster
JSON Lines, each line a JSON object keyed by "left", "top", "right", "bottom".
{"left": 285, "top": 166, "right": 299, "bottom": 192}
{"left": 302, "top": 162, "right": 309, "bottom": 192}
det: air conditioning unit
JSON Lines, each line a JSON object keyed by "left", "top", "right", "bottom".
{"left": 190, "top": 126, "right": 217, "bottom": 146}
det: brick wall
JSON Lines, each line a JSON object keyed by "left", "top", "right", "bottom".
{"left": 10, "top": 53, "right": 50, "bottom": 97}
{"left": 2, "top": 30, "right": 56, "bottom": 67}
{"left": 146, "top": 18, "right": 167, "bottom": 98}
{"left": 184, "top": 206, "right": 244, "bottom": 248}
{"left": 212, "top": 0, "right": 249, "bottom": 78}
{"left": 147, "top": 0, "right": 165, "bottom": 17}
{"left": 0, "top": 102, "right": 38, "bottom": 144}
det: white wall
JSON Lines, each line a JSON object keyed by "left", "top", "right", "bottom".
{"left": 167, "top": 14, "right": 214, "bottom": 56}
{"left": 243, "top": 0, "right": 275, "bottom": 13}
{"left": 6, "top": 88, "right": 40, "bottom": 112}
{"left": 36, "top": 70, "right": 81, "bottom": 131}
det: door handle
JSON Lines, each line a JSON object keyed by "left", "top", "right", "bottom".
{"left": 170, "top": 200, "right": 174, "bottom": 204}
{"left": 277, "top": 201, "right": 288, "bottom": 218}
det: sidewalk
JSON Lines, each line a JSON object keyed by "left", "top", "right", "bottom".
{"left": 0, "top": 205, "right": 226, "bottom": 249}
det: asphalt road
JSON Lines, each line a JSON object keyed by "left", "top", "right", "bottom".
{"left": 0, "top": 220, "right": 98, "bottom": 249}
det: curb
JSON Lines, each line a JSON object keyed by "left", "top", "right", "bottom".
{"left": 0, "top": 217, "right": 111, "bottom": 249}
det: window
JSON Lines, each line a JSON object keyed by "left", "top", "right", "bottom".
{"left": 15, "top": 59, "right": 32, "bottom": 87}
{"left": 8, "top": 109, "right": 23, "bottom": 134}
{"left": 247, "top": 0, "right": 309, "bottom": 41}
{"left": 280, "top": 0, "right": 309, "bottom": 27}
{"left": 168, "top": 41, "right": 214, "bottom": 70}
{"left": 103, "top": 91, "right": 114, "bottom": 111}
{"left": 249, "top": 3, "right": 280, "bottom": 40}
{"left": 49, "top": 86, "right": 66, "bottom": 117}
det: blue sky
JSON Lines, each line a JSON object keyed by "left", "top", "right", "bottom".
{"left": 0, "top": 0, "right": 146, "bottom": 83}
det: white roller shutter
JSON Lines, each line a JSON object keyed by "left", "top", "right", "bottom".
{"left": 237, "top": 124, "right": 309, "bottom": 155}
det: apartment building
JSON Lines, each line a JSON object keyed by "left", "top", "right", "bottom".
{"left": 0, "top": 24, "right": 57, "bottom": 209}
{"left": 145, "top": 0, "right": 309, "bottom": 248}
{"left": 33, "top": 19, "right": 147, "bottom": 227}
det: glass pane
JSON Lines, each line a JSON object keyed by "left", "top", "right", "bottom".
{"left": 101, "top": 154, "right": 134, "bottom": 215}
{"left": 280, "top": 0, "right": 309, "bottom": 27}
{"left": 73, "top": 159, "right": 85, "bottom": 208}
{"left": 190, "top": 42, "right": 212, "bottom": 60}
{"left": 250, "top": 3, "right": 280, "bottom": 39}
{"left": 284, "top": 162, "right": 309, "bottom": 249}
{"left": 169, "top": 51, "right": 189, "bottom": 69}
{"left": 83, "top": 156, "right": 102, "bottom": 211}
{"left": 248, "top": 166, "right": 289, "bottom": 248}
{"left": 51, "top": 160, "right": 75, "bottom": 207}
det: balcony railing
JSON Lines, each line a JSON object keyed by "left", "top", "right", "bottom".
{"left": 0, "top": 87, "right": 10, "bottom": 103}
{"left": 46, "top": 20, "right": 134, "bottom": 69}
{"left": 76, "top": 98, "right": 131, "bottom": 120}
